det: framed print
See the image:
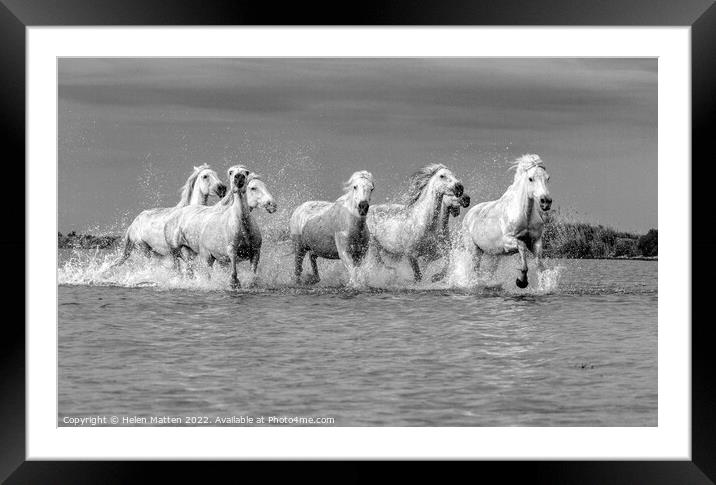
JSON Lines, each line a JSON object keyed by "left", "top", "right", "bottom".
{"left": 4, "top": 0, "right": 714, "bottom": 481}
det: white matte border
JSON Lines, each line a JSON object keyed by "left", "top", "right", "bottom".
{"left": 29, "top": 27, "right": 690, "bottom": 460}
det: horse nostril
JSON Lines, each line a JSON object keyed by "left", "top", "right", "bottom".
{"left": 454, "top": 183, "right": 464, "bottom": 197}
{"left": 358, "top": 201, "right": 369, "bottom": 214}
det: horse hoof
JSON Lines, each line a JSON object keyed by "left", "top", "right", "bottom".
{"left": 515, "top": 277, "right": 528, "bottom": 289}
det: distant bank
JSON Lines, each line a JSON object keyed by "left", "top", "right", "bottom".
{"left": 58, "top": 221, "right": 658, "bottom": 260}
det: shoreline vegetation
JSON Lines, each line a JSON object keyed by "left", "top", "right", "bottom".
{"left": 58, "top": 217, "right": 658, "bottom": 260}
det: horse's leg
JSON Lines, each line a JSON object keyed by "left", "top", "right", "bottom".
{"left": 308, "top": 253, "right": 321, "bottom": 284}
{"left": 293, "top": 238, "right": 306, "bottom": 284}
{"left": 431, "top": 259, "right": 450, "bottom": 282}
{"left": 180, "top": 246, "right": 196, "bottom": 278}
{"left": 335, "top": 232, "right": 358, "bottom": 283}
{"left": 246, "top": 250, "right": 260, "bottom": 288}
{"left": 200, "top": 251, "right": 215, "bottom": 280}
{"left": 228, "top": 247, "right": 240, "bottom": 290}
{"left": 111, "top": 236, "right": 133, "bottom": 268}
{"left": 139, "top": 242, "right": 153, "bottom": 259}
{"left": 250, "top": 250, "right": 260, "bottom": 274}
{"left": 484, "top": 254, "right": 499, "bottom": 279}
{"left": 533, "top": 237, "right": 545, "bottom": 272}
{"left": 515, "top": 239, "right": 529, "bottom": 288}
{"left": 430, "top": 241, "right": 452, "bottom": 282}
{"left": 408, "top": 256, "right": 422, "bottom": 282}
{"left": 169, "top": 247, "right": 183, "bottom": 274}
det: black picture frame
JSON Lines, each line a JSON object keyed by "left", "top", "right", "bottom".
{"left": 3, "top": 0, "right": 712, "bottom": 481}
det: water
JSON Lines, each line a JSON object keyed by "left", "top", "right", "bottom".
{"left": 58, "top": 248, "right": 657, "bottom": 426}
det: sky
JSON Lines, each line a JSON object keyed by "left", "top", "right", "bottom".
{"left": 58, "top": 58, "right": 657, "bottom": 234}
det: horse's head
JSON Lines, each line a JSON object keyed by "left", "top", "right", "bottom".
{"left": 444, "top": 193, "right": 471, "bottom": 217}
{"left": 343, "top": 171, "right": 374, "bottom": 217}
{"left": 227, "top": 164, "right": 250, "bottom": 194}
{"left": 428, "top": 165, "right": 464, "bottom": 199}
{"left": 515, "top": 154, "right": 552, "bottom": 211}
{"left": 247, "top": 175, "right": 277, "bottom": 213}
{"left": 194, "top": 166, "right": 227, "bottom": 199}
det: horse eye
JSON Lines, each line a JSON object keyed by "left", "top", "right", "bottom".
{"left": 251, "top": 187, "right": 257, "bottom": 191}
{"left": 203, "top": 175, "right": 208, "bottom": 179}
{"left": 353, "top": 185, "right": 357, "bottom": 189}
{"left": 529, "top": 177, "right": 533, "bottom": 182}
{"left": 440, "top": 174, "right": 445, "bottom": 179}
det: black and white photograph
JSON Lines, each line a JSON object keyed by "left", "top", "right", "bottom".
{"left": 57, "top": 57, "right": 658, "bottom": 427}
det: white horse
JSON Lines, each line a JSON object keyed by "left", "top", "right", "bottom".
{"left": 367, "top": 164, "right": 465, "bottom": 282}
{"left": 462, "top": 154, "right": 552, "bottom": 288}
{"left": 165, "top": 165, "right": 271, "bottom": 287}
{"left": 289, "top": 171, "right": 374, "bottom": 284}
{"left": 112, "top": 164, "right": 226, "bottom": 267}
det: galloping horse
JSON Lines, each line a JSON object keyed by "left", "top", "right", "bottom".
{"left": 112, "top": 164, "right": 226, "bottom": 267}
{"left": 289, "top": 171, "right": 374, "bottom": 284}
{"left": 367, "top": 164, "right": 465, "bottom": 282}
{"left": 462, "top": 154, "right": 552, "bottom": 288}
{"left": 165, "top": 165, "right": 270, "bottom": 287}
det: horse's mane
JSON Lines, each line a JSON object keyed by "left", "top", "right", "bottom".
{"left": 509, "top": 154, "right": 545, "bottom": 182}
{"left": 402, "top": 163, "right": 446, "bottom": 206}
{"left": 342, "top": 170, "right": 374, "bottom": 192}
{"left": 176, "top": 164, "right": 211, "bottom": 207}
{"left": 336, "top": 171, "right": 374, "bottom": 200}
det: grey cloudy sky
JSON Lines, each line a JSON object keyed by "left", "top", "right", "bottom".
{"left": 58, "top": 58, "right": 657, "bottom": 234}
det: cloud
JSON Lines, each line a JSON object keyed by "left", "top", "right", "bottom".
{"left": 59, "top": 58, "right": 656, "bottom": 123}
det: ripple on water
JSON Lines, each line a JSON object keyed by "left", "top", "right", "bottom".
{"left": 58, "top": 248, "right": 657, "bottom": 426}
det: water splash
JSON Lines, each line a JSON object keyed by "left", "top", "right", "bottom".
{"left": 537, "top": 266, "right": 564, "bottom": 293}
{"left": 59, "top": 240, "right": 565, "bottom": 295}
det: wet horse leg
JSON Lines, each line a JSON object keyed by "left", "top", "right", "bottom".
{"left": 515, "top": 239, "right": 529, "bottom": 288}
{"left": 245, "top": 250, "right": 260, "bottom": 288}
{"left": 431, "top": 240, "right": 453, "bottom": 282}
{"left": 431, "top": 263, "right": 449, "bottom": 282}
{"left": 501, "top": 235, "right": 528, "bottom": 288}
{"left": 469, "top": 244, "right": 483, "bottom": 279}
{"left": 200, "top": 250, "right": 215, "bottom": 281}
{"left": 532, "top": 237, "right": 545, "bottom": 272}
{"left": 111, "top": 237, "right": 134, "bottom": 268}
{"left": 308, "top": 253, "right": 320, "bottom": 284}
{"left": 228, "top": 246, "right": 240, "bottom": 289}
{"left": 335, "top": 232, "right": 360, "bottom": 283}
{"left": 483, "top": 254, "right": 499, "bottom": 279}
{"left": 408, "top": 256, "right": 422, "bottom": 282}
{"left": 250, "top": 250, "right": 260, "bottom": 274}
{"left": 293, "top": 236, "right": 307, "bottom": 284}
{"left": 180, "top": 246, "right": 196, "bottom": 278}
{"left": 139, "top": 242, "right": 153, "bottom": 259}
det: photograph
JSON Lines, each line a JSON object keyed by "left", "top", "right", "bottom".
{"left": 57, "top": 57, "right": 658, "bottom": 427}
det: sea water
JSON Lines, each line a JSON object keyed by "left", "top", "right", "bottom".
{"left": 58, "top": 247, "right": 657, "bottom": 426}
